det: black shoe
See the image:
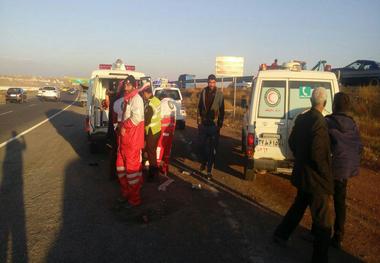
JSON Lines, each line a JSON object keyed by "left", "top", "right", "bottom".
{"left": 273, "top": 235, "right": 288, "bottom": 248}
{"left": 112, "top": 197, "right": 128, "bottom": 211}
{"left": 331, "top": 237, "right": 342, "bottom": 250}
{"left": 206, "top": 172, "right": 212, "bottom": 180}
{"left": 200, "top": 163, "right": 206, "bottom": 172}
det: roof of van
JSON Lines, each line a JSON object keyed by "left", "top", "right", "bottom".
{"left": 257, "top": 69, "right": 337, "bottom": 80}
{"left": 91, "top": 69, "right": 145, "bottom": 79}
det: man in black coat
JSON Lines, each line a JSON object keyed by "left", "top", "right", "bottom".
{"left": 273, "top": 87, "right": 334, "bottom": 263}
{"left": 197, "top": 74, "right": 225, "bottom": 180}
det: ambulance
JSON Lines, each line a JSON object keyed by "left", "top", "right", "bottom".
{"left": 243, "top": 61, "right": 340, "bottom": 180}
{"left": 86, "top": 59, "right": 151, "bottom": 146}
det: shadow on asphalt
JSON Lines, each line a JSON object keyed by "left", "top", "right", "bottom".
{"left": 42, "top": 109, "right": 363, "bottom": 263}
{"left": 0, "top": 131, "right": 28, "bottom": 263}
{"left": 173, "top": 125, "right": 245, "bottom": 180}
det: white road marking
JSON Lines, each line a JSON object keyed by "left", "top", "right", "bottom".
{"left": 0, "top": 102, "right": 75, "bottom": 149}
{"left": 0, "top": 110, "right": 13, "bottom": 116}
{"left": 158, "top": 178, "right": 175, "bottom": 191}
{"left": 217, "top": 200, "right": 228, "bottom": 208}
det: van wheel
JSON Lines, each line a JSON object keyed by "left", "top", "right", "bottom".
{"left": 88, "top": 135, "right": 98, "bottom": 154}
{"left": 177, "top": 121, "right": 186, "bottom": 130}
{"left": 89, "top": 141, "right": 98, "bottom": 154}
{"left": 244, "top": 156, "right": 256, "bottom": 181}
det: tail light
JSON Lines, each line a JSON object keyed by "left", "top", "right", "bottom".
{"left": 246, "top": 132, "right": 255, "bottom": 157}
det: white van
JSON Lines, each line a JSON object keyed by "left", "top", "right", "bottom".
{"left": 86, "top": 60, "right": 151, "bottom": 145}
{"left": 243, "top": 65, "right": 340, "bottom": 180}
{"left": 153, "top": 85, "right": 186, "bottom": 129}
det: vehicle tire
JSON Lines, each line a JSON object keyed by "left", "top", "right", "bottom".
{"left": 89, "top": 139, "right": 98, "bottom": 154}
{"left": 243, "top": 155, "right": 256, "bottom": 181}
{"left": 177, "top": 121, "right": 186, "bottom": 130}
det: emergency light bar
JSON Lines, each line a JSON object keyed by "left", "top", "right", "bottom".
{"left": 99, "top": 64, "right": 112, "bottom": 70}
{"left": 125, "top": 65, "right": 135, "bottom": 71}
{"left": 98, "top": 64, "right": 136, "bottom": 71}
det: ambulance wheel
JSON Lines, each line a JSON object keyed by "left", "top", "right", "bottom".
{"left": 89, "top": 142, "right": 97, "bottom": 154}
{"left": 243, "top": 156, "right": 256, "bottom": 181}
{"left": 88, "top": 136, "right": 98, "bottom": 154}
{"left": 177, "top": 121, "right": 186, "bottom": 130}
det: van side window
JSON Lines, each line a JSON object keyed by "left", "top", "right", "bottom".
{"left": 288, "top": 81, "right": 333, "bottom": 119}
{"left": 258, "top": 80, "right": 286, "bottom": 119}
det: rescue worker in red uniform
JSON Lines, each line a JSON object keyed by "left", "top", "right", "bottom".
{"left": 157, "top": 97, "right": 177, "bottom": 175}
{"left": 113, "top": 75, "right": 145, "bottom": 208}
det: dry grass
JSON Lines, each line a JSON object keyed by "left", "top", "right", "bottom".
{"left": 182, "top": 84, "right": 380, "bottom": 170}
{"left": 341, "top": 85, "right": 380, "bottom": 169}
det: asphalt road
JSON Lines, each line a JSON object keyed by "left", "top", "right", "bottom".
{"left": 0, "top": 94, "right": 362, "bottom": 263}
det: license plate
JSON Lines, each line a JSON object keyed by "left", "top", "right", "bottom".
{"left": 257, "top": 138, "right": 283, "bottom": 147}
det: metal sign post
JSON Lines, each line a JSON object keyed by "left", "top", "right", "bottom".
{"left": 233, "top": 77, "right": 237, "bottom": 118}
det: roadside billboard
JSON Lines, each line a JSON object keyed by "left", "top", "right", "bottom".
{"left": 215, "top": 56, "right": 244, "bottom": 77}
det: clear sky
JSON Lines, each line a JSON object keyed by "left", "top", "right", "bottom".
{"left": 0, "top": 0, "right": 379, "bottom": 79}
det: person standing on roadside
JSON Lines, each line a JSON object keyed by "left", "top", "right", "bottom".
{"left": 113, "top": 75, "right": 145, "bottom": 209}
{"left": 141, "top": 86, "right": 162, "bottom": 181}
{"left": 325, "top": 92, "right": 363, "bottom": 249}
{"left": 273, "top": 87, "right": 334, "bottom": 263}
{"left": 197, "top": 74, "right": 225, "bottom": 180}
{"left": 106, "top": 80, "right": 119, "bottom": 180}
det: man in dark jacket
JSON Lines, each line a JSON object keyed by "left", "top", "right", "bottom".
{"left": 197, "top": 74, "right": 225, "bottom": 180}
{"left": 273, "top": 87, "right": 334, "bottom": 263}
{"left": 325, "top": 92, "right": 363, "bottom": 249}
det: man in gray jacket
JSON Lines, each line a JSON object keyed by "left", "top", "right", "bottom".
{"left": 197, "top": 74, "right": 225, "bottom": 180}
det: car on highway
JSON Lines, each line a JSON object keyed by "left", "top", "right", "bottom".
{"left": 243, "top": 62, "right": 340, "bottom": 180}
{"left": 37, "top": 87, "right": 44, "bottom": 97}
{"left": 40, "top": 86, "right": 61, "bottom": 101}
{"left": 5, "top": 88, "right": 27, "bottom": 103}
{"left": 153, "top": 85, "right": 186, "bottom": 129}
{"left": 68, "top": 88, "right": 76, "bottom": 95}
{"left": 332, "top": 60, "right": 380, "bottom": 86}
{"left": 86, "top": 59, "right": 151, "bottom": 151}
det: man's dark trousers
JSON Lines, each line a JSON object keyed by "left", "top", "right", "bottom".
{"left": 198, "top": 124, "right": 219, "bottom": 173}
{"left": 146, "top": 129, "right": 161, "bottom": 177}
{"left": 334, "top": 179, "right": 347, "bottom": 242}
{"left": 274, "top": 190, "right": 333, "bottom": 263}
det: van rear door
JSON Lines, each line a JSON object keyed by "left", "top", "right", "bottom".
{"left": 254, "top": 80, "right": 288, "bottom": 160}
{"left": 286, "top": 80, "right": 334, "bottom": 159}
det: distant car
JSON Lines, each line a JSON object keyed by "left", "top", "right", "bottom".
{"left": 41, "top": 86, "right": 61, "bottom": 101}
{"left": 68, "top": 88, "right": 76, "bottom": 95}
{"left": 37, "top": 88, "right": 44, "bottom": 97}
{"left": 5, "top": 88, "right": 27, "bottom": 103}
{"left": 332, "top": 60, "right": 380, "bottom": 86}
{"left": 153, "top": 86, "right": 186, "bottom": 129}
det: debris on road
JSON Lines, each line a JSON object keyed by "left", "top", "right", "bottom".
{"left": 191, "top": 183, "right": 202, "bottom": 190}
